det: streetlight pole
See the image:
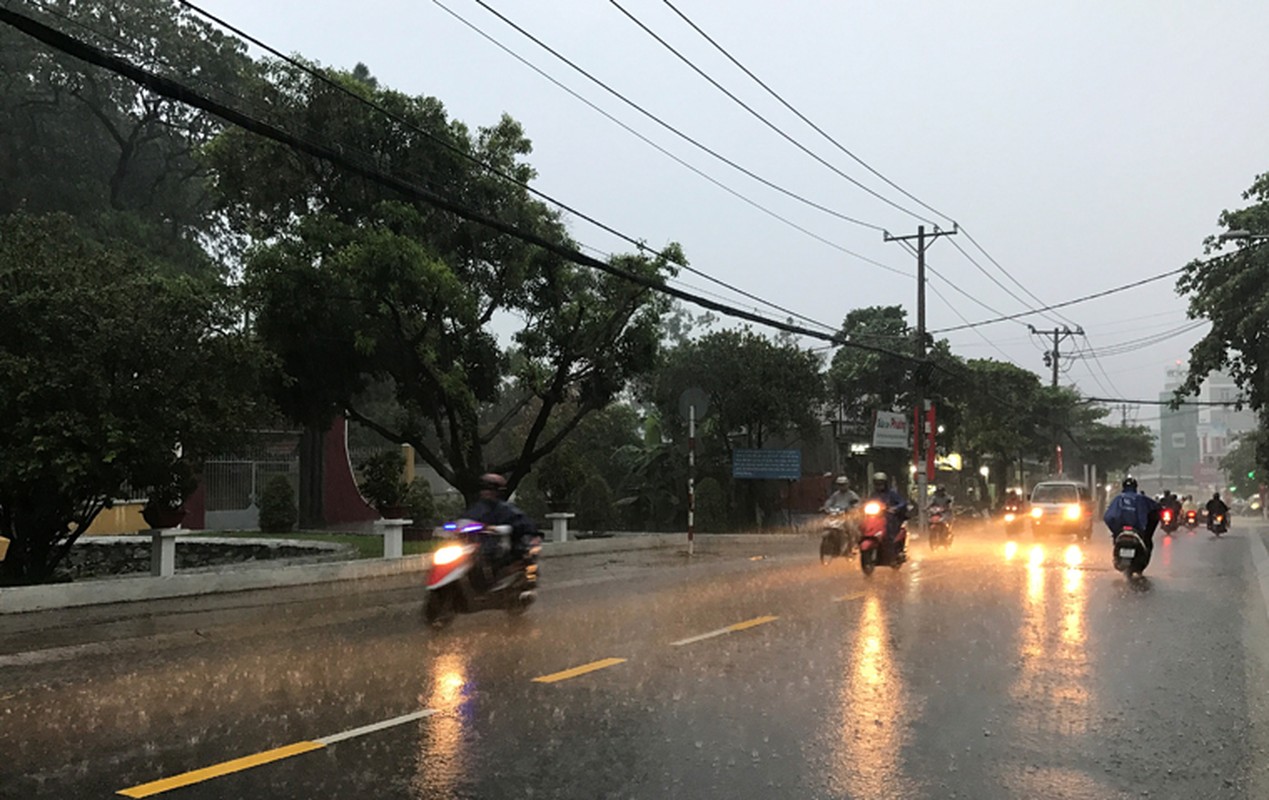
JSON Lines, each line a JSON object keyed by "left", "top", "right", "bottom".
{"left": 1028, "top": 324, "right": 1083, "bottom": 475}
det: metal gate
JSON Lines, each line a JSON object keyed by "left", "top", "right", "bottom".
{"left": 203, "top": 436, "right": 301, "bottom": 531}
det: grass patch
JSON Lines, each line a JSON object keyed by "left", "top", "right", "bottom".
{"left": 188, "top": 531, "right": 443, "bottom": 560}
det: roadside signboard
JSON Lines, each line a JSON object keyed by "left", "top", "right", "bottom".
{"left": 872, "top": 410, "right": 910, "bottom": 449}
{"left": 732, "top": 449, "right": 801, "bottom": 480}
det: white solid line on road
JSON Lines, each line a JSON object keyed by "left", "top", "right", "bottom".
{"left": 316, "top": 709, "right": 440, "bottom": 745}
{"left": 670, "top": 615, "right": 778, "bottom": 647}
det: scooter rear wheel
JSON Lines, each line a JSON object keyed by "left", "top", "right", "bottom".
{"left": 860, "top": 548, "right": 876, "bottom": 576}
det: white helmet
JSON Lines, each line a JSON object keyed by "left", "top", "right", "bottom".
{"left": 835, "top": 476, "right": 849, "bottom": 486}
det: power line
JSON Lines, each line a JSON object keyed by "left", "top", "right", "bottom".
{"left": 1083, "top": 397, "right": 1242, "bottom": 407}
{"left": 174, "top": 0, "right": 860, "bottom": 333}
{"left": 461, "top": 0, "right": 889, "bottom": 233}
{"left": 646, "top": 0, "right": 1080, "bottom": 332}
{"left": 959, "top": 227, "right": 1083, "bottom": 329}
{"left": 946, "top": 237, "right": 1067, "bottom": 328}
{"left": 658, "top": 0, "right": 956, "bottom": 227}
{"left": 608, "top": 0, "right": 938, "bottom": 226}
{"left": 931, "top": 266, "right": 1189, "bottom": 333}
{"left": 1071, "top": 321, "right": 1206, "bottom": 359}
{"left": 0, "top": 5, "right": 925, "bottom": 366}
{"left": 426, "top": 0, "right": 910, "bottom": 279}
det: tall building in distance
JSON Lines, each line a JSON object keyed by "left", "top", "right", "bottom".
{"left": 1157, "top": 364, "right": 1199, "bottom": 484}
{"left": 1156, "top": 365, "right": 1256, "bottom": 490}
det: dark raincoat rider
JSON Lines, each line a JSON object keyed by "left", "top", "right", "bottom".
{"left": 1103, "top": 476, "right": 1161, "bottom": 557}
{"left": 461, "top": 473, "right": 540, "bottom": 576}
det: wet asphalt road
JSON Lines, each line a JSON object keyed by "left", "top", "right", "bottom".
{"left": 4, "top": 523, "right": 1269, "bottom": 800}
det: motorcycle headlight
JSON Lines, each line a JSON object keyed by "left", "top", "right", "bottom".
{"left": 1004, "top": 513, "right": 1016, "bottom": 523}
{"left": 863, "top": 501, "right": 882, "bottom": 516}
{"left": 433, "top": 545, "right": 465, "bottom": 566}
{"left": 1064, "top": 504, "right": 1081, "bottom": 521}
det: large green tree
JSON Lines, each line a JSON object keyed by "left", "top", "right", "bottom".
{"left": 0, "top": 214, "right": 261, "bottom": 585}
{"left": 1178, "top": 170, "right": 1269, "bottom": 466}
{"left": 211, "top": 61, "right": 675, "bottom": 499}
{"left": 646, "top": 327, "right": 825, "bottom": 526}
{"left": 0, "top": 0, "right": 250, "bottom": 269}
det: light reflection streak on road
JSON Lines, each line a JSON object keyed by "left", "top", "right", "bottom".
{"left": 1011, "top": 546, "right": 1090, "bottom": 742}
{"left": 829, "top": 595, "right": 920, "bottom": 798}
{"left": 412, "top": 652, "right": 470, "bottom": 797}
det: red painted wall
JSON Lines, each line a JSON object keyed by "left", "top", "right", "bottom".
{"left": 323, "top": 417, "right": 378, "bottom": 527}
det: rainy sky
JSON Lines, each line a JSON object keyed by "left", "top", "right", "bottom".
{"left": 201, "top": 0, "right": 1269, "bottom": 418}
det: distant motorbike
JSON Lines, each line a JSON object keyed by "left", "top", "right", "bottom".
{"left": 424, "top": 520, "right": 540, "bottom": 629}
{"left": 858, "top": 500, "right": 907, "bottom": 576}
{"left": 927, "top": 504, "right": 953, "bottom": 550}
{"left": 1208, "top": 512, "right": 1229, "bottom": 536}
{"left": 819, "top": 507, "right": 858, "bottom": 564}
{"left": 1160, "top": 507, "right": 1179, "bottom": 535}
{"left": 1112, "top": 525, "right": 1150, "bottom": 579}
{"left": 1184, "top": 509, "right": 1199, "bottom": 530}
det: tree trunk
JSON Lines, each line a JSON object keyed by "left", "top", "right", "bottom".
{"left": 298, "top": 425, "right": 325, "bottom": 529}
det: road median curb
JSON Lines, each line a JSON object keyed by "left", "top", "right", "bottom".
{"left": 0, "top": 532, "right": 804, "bottom": 614}
{"left": 1246, "top": 524, "right": 1269, "bottom": 619}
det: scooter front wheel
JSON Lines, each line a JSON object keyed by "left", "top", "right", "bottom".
{"left": 424, "top": 587, "right": 457, "bottom": 629}
{"left": 860, "top": 548, "right": 877, "bottom": 576}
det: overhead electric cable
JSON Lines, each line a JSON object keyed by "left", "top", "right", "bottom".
{"left": 608, "top": 0, "right": 938, "bottom": 226}
{"left": 0, "top": 5, "right": 921, "bottom": 363}
{"left": 650, "top": 0, "right": 1084, "bottom": 331}
{"left": 460, "top": 0, "right": 888, "bottom": 233}
{"left": 658, "top": 0, "right": 956, "bottom": 226}
{"left": 930, "top": 267, "right": 1189, "bottom": 333}
{"left": 174, "top": 0, "right": 872, "bottom": 332}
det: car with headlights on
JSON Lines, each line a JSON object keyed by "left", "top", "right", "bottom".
{"left": 1028, "top": 480, "right": 1094, "bottom": 540}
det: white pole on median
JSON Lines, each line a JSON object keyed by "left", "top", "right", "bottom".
{"left": 688, "top": 403, "right": 696, "bottom": 557}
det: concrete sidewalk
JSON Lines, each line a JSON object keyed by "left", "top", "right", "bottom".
{"left": 0, "top": 532, "right": 805, "bottom": 615}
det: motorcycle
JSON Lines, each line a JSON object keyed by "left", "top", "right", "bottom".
{"left": 819, "top": 507, "right": 858, "bottom": 564}
{"left": 858, "top": 500, "right": 907, "bottom": 576}
{"left": 1208, "top": 512, "right": 1229, "bottom": 536}
{"left": 1160, "top": 507, "right": 1179, "bottom": 535}
{"left": 1184, "top": 509, "right": 1199, "bottom": 530}
{"left": 927, "top": 504, "right": 953, "bottom": 550}
{"left": 1112, "top": 525, "right": 1150, "bottom": 579}
{"left": 424, "top": 519, "right": 541, "bottom": 629}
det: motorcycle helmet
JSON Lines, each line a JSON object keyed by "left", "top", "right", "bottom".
{"left": 479, "top": 472, "right": 508, "bottom": 494}
{"left": 872, "top": 471, "right": 888, "bottom": 492}
{"left": 1122, "top": 476, "right": 1138, "bottom": 491}
{"left": 1213, "top": 492, "right": 1221, "bottom": 501}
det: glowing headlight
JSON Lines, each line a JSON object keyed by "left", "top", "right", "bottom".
{"left": 1004, "top": 513, "right": 1016, "bottom": 523}
{"left": 1064, "top": 504, "right": 1082, "bottom": 521}
{"left": 864, "top": 501, "right": 882, "bottom": 516}
{"left": 433, "top": 545, "right": 464, "bottom": 566}
{"left": 1031, "top": 507, "right": 1043, "bottom": 519}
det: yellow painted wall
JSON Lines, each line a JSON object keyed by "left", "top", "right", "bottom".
{"left": 85, "top": 501, "right": 147, "bottom": 535}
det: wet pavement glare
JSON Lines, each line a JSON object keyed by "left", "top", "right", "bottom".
{"left": 2, "top": 523, "right": 1267, "bottom": 799}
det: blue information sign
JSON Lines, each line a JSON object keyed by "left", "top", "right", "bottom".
{"left": 731, "top": 448, "right": 801, "bottom": 480}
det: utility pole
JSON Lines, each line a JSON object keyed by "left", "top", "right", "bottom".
{"left": 1028, "top": 324, "right": 1083, "bottom": 475}
{"left": 884, "top": 223, "right": 958, "bottom": 533}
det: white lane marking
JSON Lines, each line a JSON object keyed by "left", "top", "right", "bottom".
{"left": 315, "top": 709, "right": 439, "bottom": 745}
{"left": 669, "top": 615, "right": 777, "bottom": 647}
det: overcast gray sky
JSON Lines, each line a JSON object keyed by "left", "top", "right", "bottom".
{"left": 204, "top": 0, "right": 1269, "bottom": 420}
